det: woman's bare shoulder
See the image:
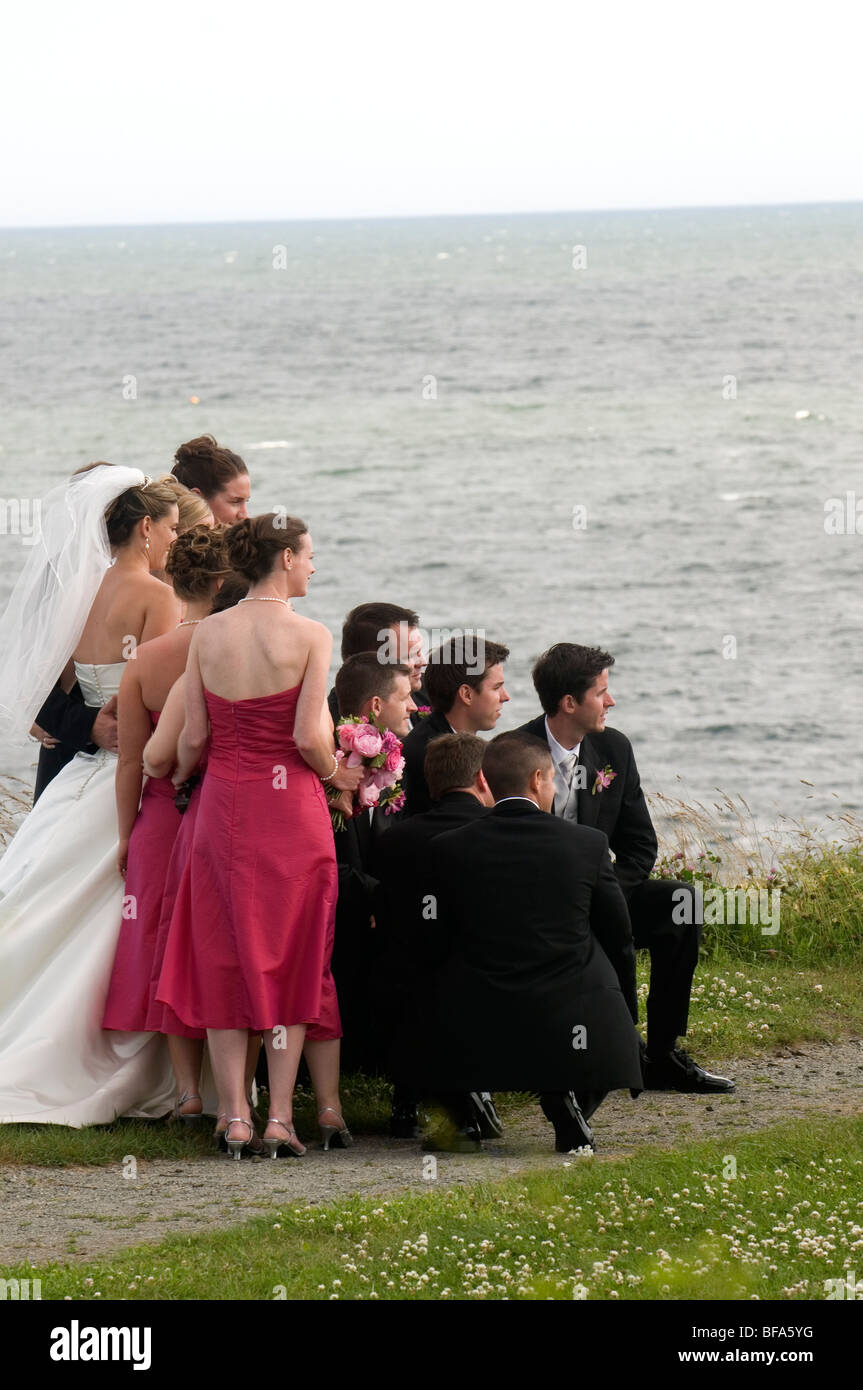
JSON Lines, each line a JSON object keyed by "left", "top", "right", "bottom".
{"left": 293, "top": 614, "right": 332, "bottom": 643}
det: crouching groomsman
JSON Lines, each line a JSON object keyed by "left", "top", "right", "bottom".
{"left": 372, "top": 733, "right": 499, "bottom": 1141}
{"left": 518, "top": 643, "right": 734, "bottom": 1094}
{"left": 399, "top": 732, "right": 644, "bottom": 1153}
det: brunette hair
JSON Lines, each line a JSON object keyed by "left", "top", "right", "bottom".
{"left": 164, "top": 523, "right": 231, "bottom": 601}
{"left": 482, "top": 732, "right": 552, "bottom": 801}
{"left": 210, "top": 573, "right": 250, "bottom": 612}
{"left": 424, "top": 637, "right": 510, "bottom": 715}
{"left": 340, "top": 602, "right": 419, "bottom": 661}
{"left": 424, "top": 732, "right": 486, "bottom": 801}
{"left": 225, "top": 512, "right": 307, "bottom": 583}
{"left": 172, "top": 435, "right": 248, "bottom": 500}
{"left": 531, "top": 643, "right": 615, "bottom": 716}
{"left": 102, "top": 474, "right": 179, "bottom": 546}
{"left": 335, "top": 653, "right": 410, "bottom": 717}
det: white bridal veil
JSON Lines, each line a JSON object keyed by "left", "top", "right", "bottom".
{"left": 0, "top": 464, "right": 149, "bottom": 741}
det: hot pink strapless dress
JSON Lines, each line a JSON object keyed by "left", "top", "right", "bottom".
{"left": 144, "top": 773, "right": 206, "bottom": 1038}
{"left": 103, "top": 713, "right": 182, "bottom": 1031}
{"left": 155, "top": 686, "right": 339, "bottom": 1033}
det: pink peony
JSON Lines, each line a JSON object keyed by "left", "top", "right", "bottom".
{"left": 384, "top": 748, "right": 403, "bottom": 774}
{"left": 337, "top": 723, "right": 357, "bottom": 752}
{"left": 353, "top": 726, "right": 383, "bottom": 758}
{"left": 357, "top": 778, "right": 381, "bottom": 809}
{"left": 372, "top": 767, "right": 397, "bottom": 790}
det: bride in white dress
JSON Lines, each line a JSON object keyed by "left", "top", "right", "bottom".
{"left": 0, "top": 464, "right": 181, "bottom": 1125}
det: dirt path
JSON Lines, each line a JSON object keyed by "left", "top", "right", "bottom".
{"left": 3, "top": 1037, "right": 862, "bottom": 1265}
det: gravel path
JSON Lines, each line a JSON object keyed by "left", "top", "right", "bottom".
{"left": 3, "top": 1036, "right": 862, "bottom": 1265}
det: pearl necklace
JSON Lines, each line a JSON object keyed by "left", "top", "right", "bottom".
{"left": 238, "top": 596, "right": 292, "bottom": 609}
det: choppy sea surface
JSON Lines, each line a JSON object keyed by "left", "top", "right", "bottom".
{"left": 1, "top": 205, "right": 861, "bottom": 837}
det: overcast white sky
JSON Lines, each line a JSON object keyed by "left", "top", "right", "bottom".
{"left": 1, "top": 0, "right": 860, "bottom": 228}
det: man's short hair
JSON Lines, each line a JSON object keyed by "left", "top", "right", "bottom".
{"left": 335, "top": 653, "right": 410, "bottom": 716}
{"left": 424, "top": 638, "right": 510, "bottom": 715}
{"left": 531, "top": 643, "right": 615, "bottom": 716}
{"left": 340, "top": 602, "right": 420, "bottom": 661}
{"left": 482, "top": 732, "right": 552, "bottom": 802}
{"left": 424, "top": 732, "right": 486, "bottom": 801}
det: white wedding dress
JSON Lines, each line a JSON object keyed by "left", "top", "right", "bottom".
{"left": 0, "top": 662, "right": 175, "bottom": 1126}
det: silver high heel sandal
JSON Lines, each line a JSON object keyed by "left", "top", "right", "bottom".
{"left": 173, "top": 1090, "right": 205, "bottom": 1129}
{"left": 224, "top": 1117, "right": 263, "bottom": 1161}
{"left": 319, "top": 1106, "right": 353, "bottom": 1151}
{"left": 263, "top": 1118, "right": 305, "bottom": 1159}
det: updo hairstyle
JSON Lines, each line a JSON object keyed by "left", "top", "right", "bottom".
{"left": 172, "top": 435, "right": 248, "bottom": 500}
{"left": 164, "top": 524, "right": 231, "bottom": 601}
{"left": 225, "top": 513, "right": 307, "bottom": 584}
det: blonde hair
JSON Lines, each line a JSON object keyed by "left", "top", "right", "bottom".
{"left": 160, "top": 475, "right": 213, "bottom": 533}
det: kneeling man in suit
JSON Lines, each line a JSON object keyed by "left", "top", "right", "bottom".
{"left": 402, "top": 731, "right": 643, "bottom": 1152}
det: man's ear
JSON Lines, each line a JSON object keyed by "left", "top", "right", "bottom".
{"left": 457, "top": 683, "right": 473, "bottom": 707}
{"left": 561, "top": 694, "right": 578, "bottom": 715}
{"left": 367, "top": 695, "right": 383, "bottom": 719}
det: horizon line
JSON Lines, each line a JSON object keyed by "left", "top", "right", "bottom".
{"left": 1, "top": 197, "right": 861, "bottom": 235}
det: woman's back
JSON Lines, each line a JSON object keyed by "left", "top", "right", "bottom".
{"left": 194, "top": 602, "right": 318, "bottom": 701}
{"left": 76, "top": 565, "right": 179, "bottom": 665}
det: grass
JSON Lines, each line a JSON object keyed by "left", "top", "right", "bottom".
{"left": 4, "top": 1115, "right": 861, "bottom": 1300}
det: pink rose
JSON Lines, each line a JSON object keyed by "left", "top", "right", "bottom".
{"left": 337, "top": 723, "right": 357, "bottom": 752}
{"left": 384, "top": 748, "right": 403, "bottom": 774}
{"left": 353, "top": 726, "right": 383, "bottom": 758}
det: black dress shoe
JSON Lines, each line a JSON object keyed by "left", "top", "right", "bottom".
{"left": 388, "top": 1102, "right": 422, "bottom": 1139}
{"left": 539, "top": 1093, "right": 595, "bottom": 1153}
{"left": 644, "top": 1047, "right": 735, "bottom": 1094}
{"left": 470, "top": 1092, "right": 504, "bottom": 1140}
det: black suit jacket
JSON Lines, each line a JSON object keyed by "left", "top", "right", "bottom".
{"left": 400, "top": 799, "right": 641, "bottom": 1093}
{"left": 372, "top": 791, "right": 490, "bottom": 980}
{"left": 33, "top": 680, "right": 98, "bottom": 803}
{"left": 517, "top": 715, "right": 657, "bottom": 899}
{"left": 402, "top": 709, "right": 452, "bottom": 816}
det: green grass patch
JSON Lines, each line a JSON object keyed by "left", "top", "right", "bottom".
{"left": 4, "top": 1115, "right": 861, "bottom": 1301}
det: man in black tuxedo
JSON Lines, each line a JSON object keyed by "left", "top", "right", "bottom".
{"left": 326, "top": 602, "right": 428, "bottom": 728}
{"left": 402, "top": 636, "right": 510, "bottom": 816}
{"left": 372, "top": 732, "right": 498, "bottom": 1141}
{"left": 402, "top": 732, "right": 643, "bottom": 1152}
{"left": 517, "top": 642, "right": 734, "bottom": 1095}
{"left": 31, "top": 680, "right": 119, "bottom": 803}
{"left": 330, "top": 653, "right": 416, "bottom": 1073}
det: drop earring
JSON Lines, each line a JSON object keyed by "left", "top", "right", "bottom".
{"left": 145, "top": 537, "right": 150, "bottom": 553}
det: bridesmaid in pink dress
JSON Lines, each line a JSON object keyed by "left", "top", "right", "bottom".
{"left": 102, "top": 525, "right": 231, "bottom": 1113}
{"left": 140, "top": 576, "right": 253, "bottom": 1138}
{"left": 156, "top": 513, "right": 362, "bottom": 1159}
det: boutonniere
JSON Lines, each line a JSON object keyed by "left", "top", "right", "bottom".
{"left": 592, "top": 765, "right": 617, "bottom": 795}
{"left": 413, "top": 705, "right": 432, "bottom": 718}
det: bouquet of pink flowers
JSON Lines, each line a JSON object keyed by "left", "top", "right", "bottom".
{"left": 329, "top": 715, "right": 406, "bottom": 831}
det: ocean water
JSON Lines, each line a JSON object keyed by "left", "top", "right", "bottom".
{"left": 1, "top": 205, "right": 861, "bottom": 834}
